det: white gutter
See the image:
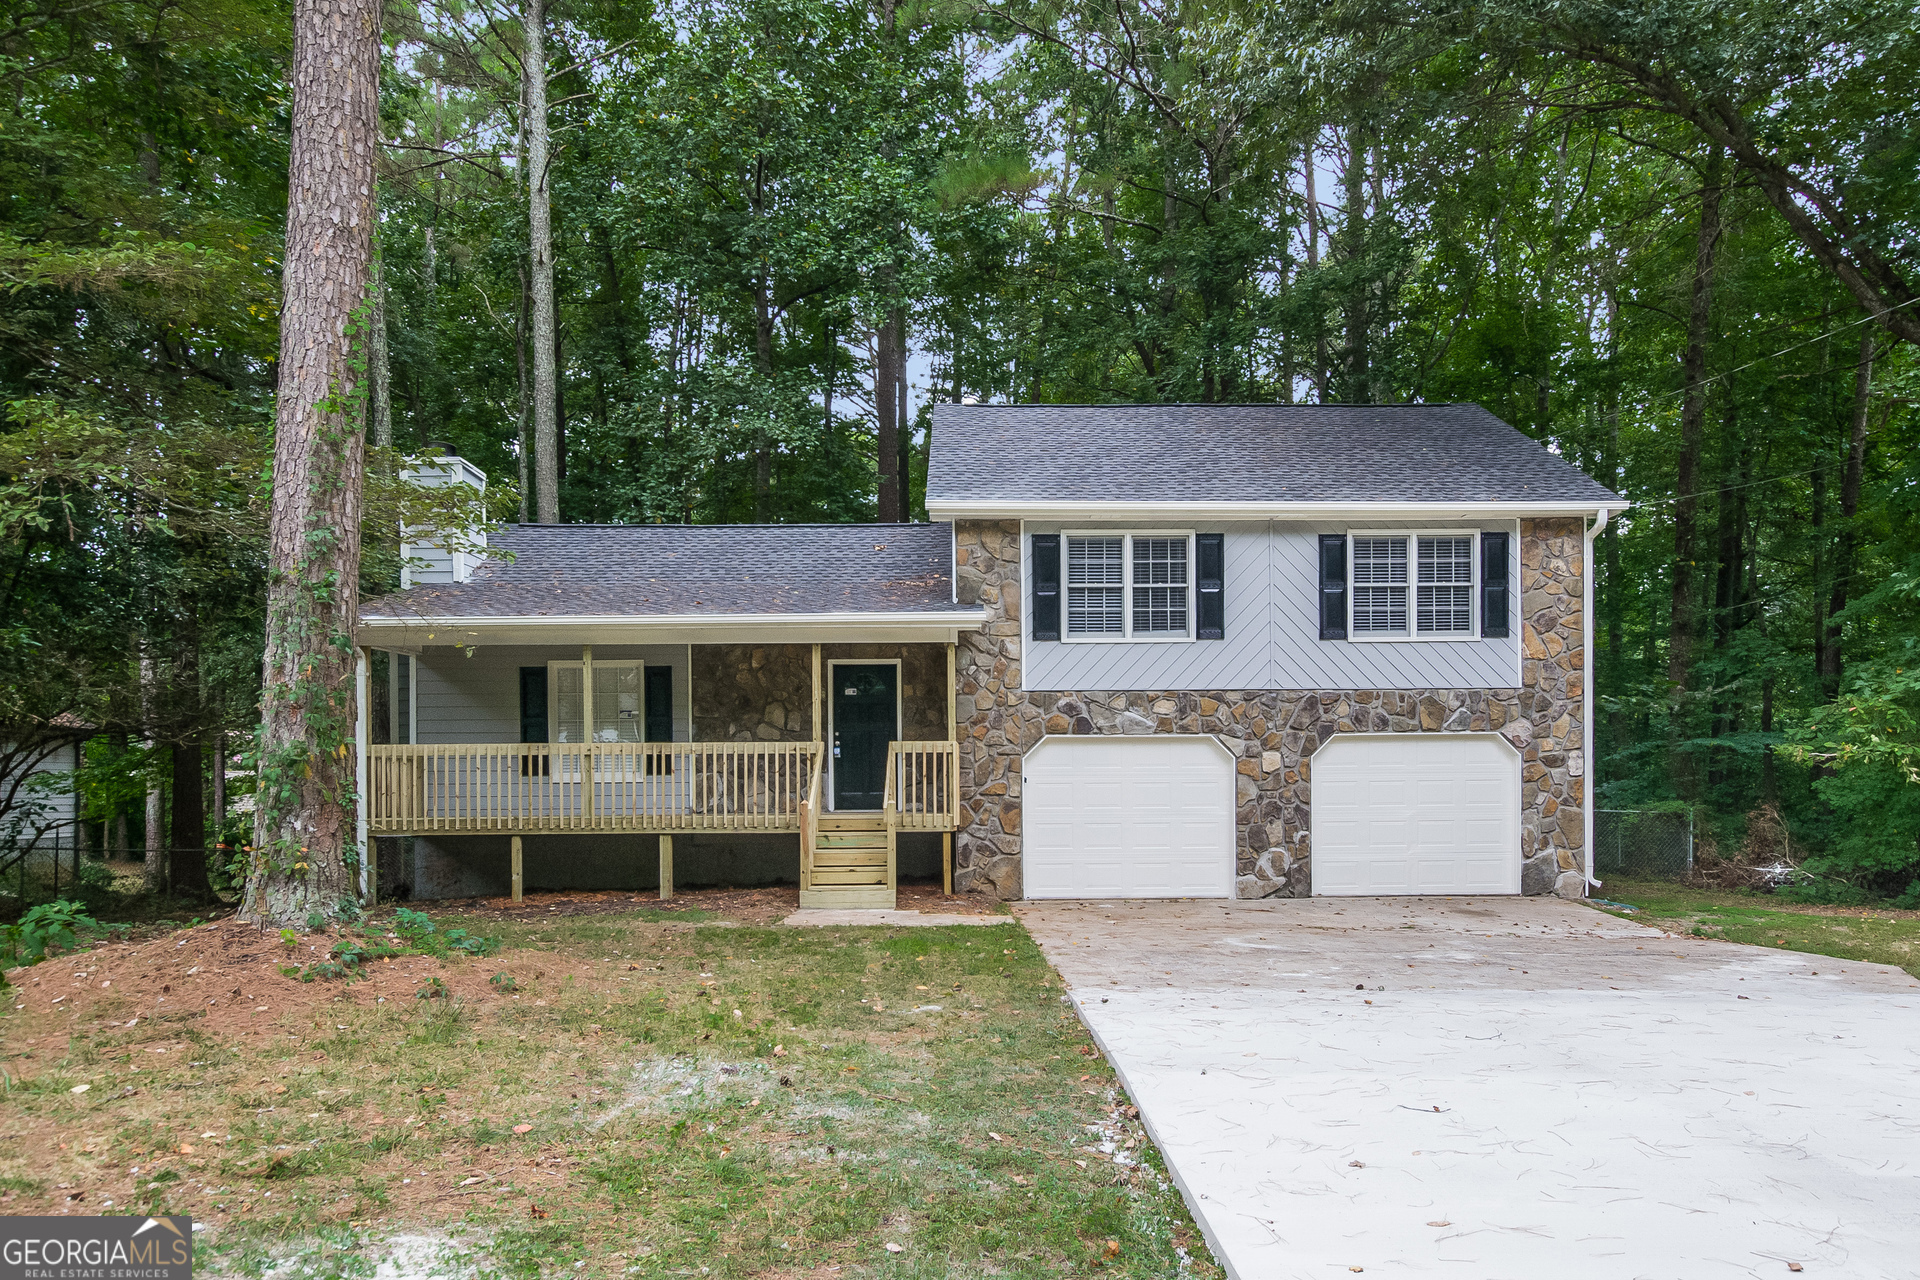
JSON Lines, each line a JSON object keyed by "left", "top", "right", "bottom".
{"left": 1583, "top": 507, "right": 1611, "bottom": 891}
{"left": 355, "top": 608, "right": 990, "bottom": 647}
{"left": 926, "top": 499, "right": 1622, "bottom": 522}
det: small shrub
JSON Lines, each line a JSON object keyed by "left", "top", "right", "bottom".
{"left": 1, "top": 900, "right": 106, "bottom": 970}
{"left": 416, "top": 976, "right": 449, "bottom": 1000}
{"left": 490, "top": 972, "right": 518, "bottom": 992}
{"left": 306, "top": 912, "right": 327, "bottom": 931}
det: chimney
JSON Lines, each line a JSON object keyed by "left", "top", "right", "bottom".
{"left": 400, "top": 446, "right": 489, "bottom": 587}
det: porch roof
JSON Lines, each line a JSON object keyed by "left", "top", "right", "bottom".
{"left": 358, "top": 521, "right": 984, "bottom": 646}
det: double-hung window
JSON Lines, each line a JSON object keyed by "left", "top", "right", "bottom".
{"left": 1064, "top": 533, "right": 1192, "bottom": 639}
{"left": 1349, "top": 534, "right": 1477, "bottom": 638}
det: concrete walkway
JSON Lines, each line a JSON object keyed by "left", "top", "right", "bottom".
{"left": 1015, "top": 897, "right": 1920, "bottom": 1279}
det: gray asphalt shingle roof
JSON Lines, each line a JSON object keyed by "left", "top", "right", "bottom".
{"left": 924, "top": 402, "right": 1622, "bottom": 505}
{"left": 362, "top": 523, "right": 967, "bottom": 620}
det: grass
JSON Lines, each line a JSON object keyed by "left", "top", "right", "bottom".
{"left": 0, "top": 907, "right": 1219, "bottom": 1279}
{"left": 1595, "top": 878, "right": 1920, "bottom": 977}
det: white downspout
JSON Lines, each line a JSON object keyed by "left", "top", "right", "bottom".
{"left": 1583, "top": 508, "right": 1610, "bottom": 891}
{"left": 355, "top": 646, "right": 372, "bottom": 904}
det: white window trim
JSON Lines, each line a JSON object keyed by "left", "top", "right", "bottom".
{"left": 1346, "top": 530, "right": 1480, "bottom": 643}
{"left": 546, "top": 658, "right": 645, "bottom": 744}
{"left": 1058, "top": 529, "right": 1197, "bottom": 643}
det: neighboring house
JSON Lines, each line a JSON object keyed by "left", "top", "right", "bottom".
{"left": 357, "top": 403, "right": 1622, "bottom": 906}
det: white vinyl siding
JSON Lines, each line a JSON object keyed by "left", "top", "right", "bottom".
{"left": 1064, "top": 532, "right": 1193, "bottom": 641}
{"left": 409, "top": 646, "right": 690, "bottom": 745}
{"left": 1024, "top": 521, "right": 1521, "bottom": 692}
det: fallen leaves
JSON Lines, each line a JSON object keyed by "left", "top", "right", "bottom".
{"left": 512, "top": 1124, "right": 532, "bottom": 1134}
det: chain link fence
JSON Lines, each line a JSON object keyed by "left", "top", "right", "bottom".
{"left": 1593, "top": 809, "right": 1694, "bottom": 879}
{"left": 1, "top": 833, "right": 89, "bottom": 909}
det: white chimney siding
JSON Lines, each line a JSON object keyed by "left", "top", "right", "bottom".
{"left": 400, "top": 453, "right": 489, "bottom": 587}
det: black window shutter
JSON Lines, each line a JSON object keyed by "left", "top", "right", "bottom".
{"left": 1318, "top": 534, "right": 1348, "bottom": 640}
{"left": 1481, "top": 531, "right": 1511, "bottom": 638}
{"left": 1196, "top": 533, "right": 1225, "bottom": 640}
{"left": 1031, "top": 533, "right": 1061, "bottom": 641}
{"left": 519, "top": 667, "right": 548, "bottom": 742}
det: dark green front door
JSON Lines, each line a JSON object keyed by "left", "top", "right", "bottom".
{"left": 832, "top": 664, "right": 897, "bottom": 810}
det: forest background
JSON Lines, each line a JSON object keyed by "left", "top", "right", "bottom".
{"left": 2, "top": 0, "right": 1917, "bottom": 902}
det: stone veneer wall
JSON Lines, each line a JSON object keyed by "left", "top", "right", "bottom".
{"left": 951, "top": 517, "right": 1589, "bottom": 900}
{"left": 693, "top": 644, "right": 815, "bottom": 742}
{"left": 691, "top": 643, "right": 952, "bottom": 744}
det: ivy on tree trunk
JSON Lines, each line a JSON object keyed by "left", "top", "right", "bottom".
{"left": 241, "top": 0, "right": 380, "bottom": 927}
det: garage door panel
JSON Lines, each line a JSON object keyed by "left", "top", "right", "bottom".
{"left": 1312, "top": 735, "right": 1520, "bottom": 896}
{"left": 1024, "top": 737, "right": 1233, "bottom": 899}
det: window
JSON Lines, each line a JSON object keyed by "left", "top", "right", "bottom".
{"left": 548, "top": 660, "right": 643, "bottom": 743}
{"left": 1350, "top": 537, "right": 1408, "bottom": 635}
{"left": 1063, "top": 533, "right": 1192, "bottom": 640}
{"left": 1349, "top": 534, "right": 1477, "bottom": 639}
{"left": 1066, "top": 536, "right": 1124, "bottom": 635}
{"left": 1416, "top": 536, "right": 1474, "bottom": 634}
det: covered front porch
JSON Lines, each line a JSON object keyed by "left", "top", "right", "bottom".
{"left": 357, "top": 639, "right": 964, "bottom": 909}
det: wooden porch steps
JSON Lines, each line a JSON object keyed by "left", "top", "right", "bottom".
{"left": 801, "top": 811, "right": 894, "bottom": 909}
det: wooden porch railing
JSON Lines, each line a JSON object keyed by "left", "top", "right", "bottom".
{"left": 884, "top": 740, "right": 959, "bottom": 831}
{"left": 798, "top": 744, "right": 822, "bottom": 890}
{"left": 368, "top": 742, "right": 820, "bottom": 834}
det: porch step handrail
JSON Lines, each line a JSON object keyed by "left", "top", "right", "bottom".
{"left": 884, "top": 740, "right": 959, "bottom": 831}
{"left": 368, "top": 741, "right": 819, "bottom": 834}
{"left": 799, "top": 743, "right": 822, "bottom": 891}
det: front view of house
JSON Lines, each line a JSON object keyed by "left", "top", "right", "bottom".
{"left": 356, "top": 403, "right": 1621, "bottom": 905}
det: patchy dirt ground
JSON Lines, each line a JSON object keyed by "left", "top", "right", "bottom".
{"left": 0, "top": 891, "right": 1206, "bottom": 1280}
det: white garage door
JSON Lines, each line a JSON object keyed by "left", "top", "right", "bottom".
{"left": 1311, "top": 734, "right": 1520, "bottom": 895}
{"left": 1024, "top": 736, "right": 1234, "bottom": 899}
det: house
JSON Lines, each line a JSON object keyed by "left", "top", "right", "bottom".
{"left": 355, "top": 402, "right": 1622, "bottom": 906}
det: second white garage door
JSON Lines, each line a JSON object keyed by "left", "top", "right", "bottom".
{"left": 1024, "top": 736, "right": 1235, "bottom": 898}
{"left": 1310, "top": 734, "right": 1521, "bottom": 895}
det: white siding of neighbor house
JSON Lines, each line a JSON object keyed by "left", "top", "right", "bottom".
{"left": 407, "top": 645, "right": 691, "bottom": 744}
{"left": 1023, "top": 520, "right": 1521, "bottom": 693}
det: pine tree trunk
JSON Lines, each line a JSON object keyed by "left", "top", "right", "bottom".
{"left": 170, "top": 738, "right": 209, "bottom": 899}
{"left": 875, "top": 317, "right": 900, "bottom": 523}
{"left": 1304, "top": 136, "right": 1326, "bottom": 402}
{"left": 526, "top": 0, "right": 559, "bottom": 524}
{"left": 369, "top": 263, "right": 392, "bottom": 451}
{"left": 1668, "top": 155, "right": 1721, "bottom": 691}
{"left": 240, "top": 0, "right": 379, "bottom": 927}
{"left": 140, "top": 649, "right": 167, "bottom": 896}
{"left": 516, "top": 262, "right": 531, "bottom": 523}
{"left": 896, "top": 312, "right": 910, "bottom": 519}
{"left": 1820, "top": 332, "right": 1875, "bottom": 697}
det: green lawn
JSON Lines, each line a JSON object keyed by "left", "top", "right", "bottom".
{"left": 1594, "top": 878, "right": 1920, "bottom": 977}
{"left": 0, "top": 907, "right": 1220, "bottom": 1279}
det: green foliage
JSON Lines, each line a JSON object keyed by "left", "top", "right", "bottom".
{"left": 1, "top": 900, "right": 107, "bottom": 970}
{"left": 390, "top": 907, "right": 499, "bottom": 958}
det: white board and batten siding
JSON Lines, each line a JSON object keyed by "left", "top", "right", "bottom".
{"left": 1310, "top": 734, "right": 1521, "bottom": 895}
{"left": 409, "top": 645, "right": 692, "bottom": 744}
{"left": 1021, "top": 520, "right": 1520, "bottom": 693}
{"left": 1023, "top": 736, "right": 1236, "bottom": 898}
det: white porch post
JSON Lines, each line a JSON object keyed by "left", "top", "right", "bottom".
{"left": 581, "top": 644, "right": 594, "bottom": 822}
{"left": 355, "top": 646, "right": 372, "bottom": 904}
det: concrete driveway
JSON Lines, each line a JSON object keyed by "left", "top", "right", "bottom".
{"left": 1014, "top": 897, "right": 1920, "bottom": 1279}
